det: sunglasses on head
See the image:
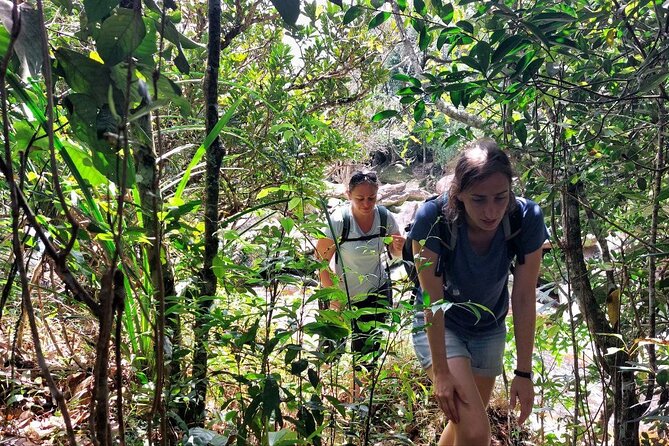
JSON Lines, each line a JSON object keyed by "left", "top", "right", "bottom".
{"left": 349, "top": 171, "right": 378, "bottom": 186}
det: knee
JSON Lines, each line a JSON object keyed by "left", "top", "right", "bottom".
{"left": 454, "top": 421, "right": 490, "bottom": 446}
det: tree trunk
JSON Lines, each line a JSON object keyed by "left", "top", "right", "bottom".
{"left": 183, "top": 0, "right": 223, "bottom": 427}
{"left": 562, "top": 180, "right": 642, "bottom": 445}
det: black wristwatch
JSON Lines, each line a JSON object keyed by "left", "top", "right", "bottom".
{"left": 514, "top": 369, "right": 533, "bottom": 381}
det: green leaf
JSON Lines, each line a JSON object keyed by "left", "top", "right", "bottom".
{"left": 96, "top": 9, "right": 146, "bottom": 66}
{"left": 262, "top": 375, "right": 280, "bottom": 420}
{"left": 396, "top": 0, "right": 407, "bottom": 10}
{"left": 522, "top": 20, "right": 552, "bottom": 50}
{"left": 159, "top": 20, "right": 191, "bottom": 74}
{"left": 0, "top": 23, "right": 10, "bottom": 61}
{"left": 418, "top": 25, "right": 431, "bottom": 50}
{"left": 270, "top": 0, "right": 300, "bottom": 26}
{"left": 372, "top": 109, "right": 400, "bottom": 122}
{"left": 459, "top": 55, "right": 481, "bottom": 71}
{"left": 392, "top": 73, "right": 421, "bottom": 88}
{"left": 397, "top": 86, "right": 423, "bottom": 95}
{"left": 368, "top": 11, "right": 391, "bottom": 29}
{"left": 329, "top": 0, "right": 343, "bottom": 6}
{"left": 657, "top": 369, "right": 668, "bottom": 386}
{"left": 54, "top": 48, "right": 111, "bottom": 105}
{"left": 413, "top": 100, "right": 425, "bottom": 121}
{"left": 343, "top": 5, "right": 364, "bottom": 25}
{"left": 438, "top": 2, "right": 454, "bottom": 25}
{"left": 456, "top": 20, "right": 474, "bottom": 34}
{"left": 290, "top": 359, "right": 308, "bottom": 375}
{"left": 514, "top": 120, "right": 527, "bottom": 145}
{"left": 308, "top": 368, "right": 319, "bottom": 388}
{"left": 84, "top": 0, "right": 118, "bottom": 22}
{"left": 450, "top": 89, "right": 462, "bottom": 108}
{"left": 473, "top": 41, "right": 491, "bottom": 72}
{"left": 522, "top": 57, "right": 544, "bottom": 82}
{"left": 491, "top": 35, "right": 526, "bottom": 63}
{"left": 413, "top": 0, "right": 426, "bottom": 14}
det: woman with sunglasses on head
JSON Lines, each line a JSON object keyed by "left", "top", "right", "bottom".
{"left": 410, "top": 138, "right": 549, "bottom": 445}
{"left": 315, "top": 171, "right": 405, "bottom": 372}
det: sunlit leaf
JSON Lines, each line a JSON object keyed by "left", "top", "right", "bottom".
{"left": 371, "top": 109, "right": 400, "bottom": 122}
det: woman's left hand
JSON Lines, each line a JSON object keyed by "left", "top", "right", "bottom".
{"left": 509, "top": 376, "right": 534, "bottom": 424}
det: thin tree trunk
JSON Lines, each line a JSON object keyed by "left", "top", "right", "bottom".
{"left": 183, "top": 0, "right": 223, "bottom": 427}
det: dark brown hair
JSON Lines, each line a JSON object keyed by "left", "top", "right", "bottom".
{"left": 445, "top": 138, "right": 516, "bottom": 219}
{"left": 348, "top": 171, "right": 380, "bottom": 191}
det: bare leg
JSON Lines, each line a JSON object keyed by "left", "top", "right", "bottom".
{"left": 427, "top": 358, "right": 496, "bottom": 446}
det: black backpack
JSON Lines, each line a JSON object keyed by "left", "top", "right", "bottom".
{"left": 402, "top": 194, "right": 525, "bottom": 292}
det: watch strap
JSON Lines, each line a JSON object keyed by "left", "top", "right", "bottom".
{"left": 514, "top": 369, "right": 533, "bottom": 380}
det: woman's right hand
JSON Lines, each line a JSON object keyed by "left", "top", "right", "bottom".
{"left": 432, "top": 369, "right": 468, "bottom": 423}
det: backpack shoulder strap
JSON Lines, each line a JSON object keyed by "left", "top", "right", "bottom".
{"left": 505, "top": 198, "right": 525, "bottom": 265}
{"left": 378, "top": 205, "right": 388, "bottom": 239}
{"left": 341, "top": 206, "right": 351, "bottom": 242}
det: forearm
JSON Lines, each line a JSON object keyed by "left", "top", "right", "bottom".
{"left": 511, "top": 292, "right": 536, "bottom": 372}
{"left": 318, "top": 268, "right": 335, "bottom": 288}
{"left": 511, "top": 249, "right": 542, "bottom": 371}
{"left": 426, "top": 306, "right": 449, "bottom": 374}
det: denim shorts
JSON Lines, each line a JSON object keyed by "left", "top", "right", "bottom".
{"left": 411, "top": 311, "right": 506, "bottom": 377}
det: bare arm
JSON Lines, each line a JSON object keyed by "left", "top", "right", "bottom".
{"left": 315, "top": 237, "right": 336, "bottom": 288}
{"left": 509, "top": 246, "right": 543, "bottom": 423}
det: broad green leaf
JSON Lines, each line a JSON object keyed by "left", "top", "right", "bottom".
{"left": 418, "top": 25, "right": 431, "bottom": 50}
{"left": 657, "top": 369, "right": 668, "bottom": 386}
{"left": 450, "top": 89, "right": 462, "bottom": 107}
{"left": 413, "top": 100, "right": 425, "bottom": 121}
{"left": 343, "top": 5, "right": 364, "bottom": 25}
{"left": 268, "top": 429, "right": 297, "bottom": 446}
{"left": 329, "top": 0, "right": 343, "bottom": 6}
{"left": 54, "top": 48, "right": 111, "bottom": 105}
{"left": 438, "top": 2, "right": 454, "bottom": 25}
{"left": 0, "top": 24, "right": 8, "bottom": 59}
{"left": 414, "top": 0, "right": 426, "bottom": 15}
{"left": 491, "top": 35, "right": 526, "bottom": 63}
{"left": 459, "top": 55, "right": 480, "bottom": 71}
{"left": 262, "top": 375, "right": 279, "bottom": 420}
{"left": 522, "top": 20, "right": 552, "bottom": 50}
{"left": 134, "top": 18, "right": 158, "bottom": 67}
{"left": 456, "top": 20, "right": 474, "bottom": 34}
{"left": 368, "top": 11, "right": 391, "bottom": 29}
{"left": 84, "top": 0, "right": 118, "bottom": 22}
{"left": 397, "top": 86, "right": 423, "bottom": 95}
{"left": 522, "top": 57, "right": 544, "bottom": 82}
{"left": 392, "top": 73, "right": 421, "bottom": 88}
{"left": 62, "top": 141, "right": 109, "bottom": 187}
{"left": 159, "top": 20, "right": 191, "bottom": 74}
{"left": 514, "top": 120, "right": 527, "bottom": 145}
{"left": 270, "top": 0, "right": 300, "bottom": 26}
{"left": 371, "top": 109, "right": 400, "bottom": 122}
{"left": 473, "top": 41, "right": 491, "bottom": 72}
{"left": 97, "top": 9, "right": 146, "bottom": 66}
{"left": 396, "top": 0, "right": 407, "bottom": 10}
